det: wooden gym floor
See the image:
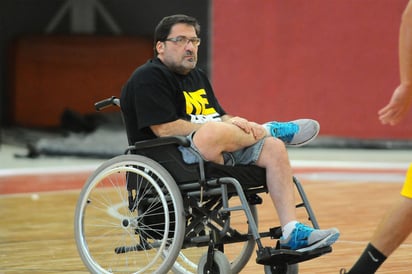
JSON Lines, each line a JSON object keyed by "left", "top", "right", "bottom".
{"left": 1, "top": 145, "right": 411, "bottom": 273}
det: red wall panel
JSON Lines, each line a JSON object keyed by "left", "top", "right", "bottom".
{"left": 10, "top": 36, "right": 153, "bottom": 127}
{"left": 212, "top": 0, "right": 412, "bottom": 139}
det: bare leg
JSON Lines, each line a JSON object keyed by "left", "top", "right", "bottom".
{"left": 194, "top": 122, "right": 297, "bottom": 226}
{"left": 370, "top": 196, "right": 412, "bottom": 256}
{"left": 345, "top": 196, "right": 412, "bottom": 274}
{"left": 193, "top": 120, "right": 339, "bottom": 251}
{"left": 255, "top": 137, "right": 297, "bottom": 227}
{"left": 193, "top": 121, "right": 266, "bottom": 164}
{"left": 256, "top": 138, "right": 296, "bottom": 226}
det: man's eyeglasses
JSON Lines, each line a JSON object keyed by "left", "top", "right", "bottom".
{"left": 164, "top": 36, "right": 201, "bottom": 47}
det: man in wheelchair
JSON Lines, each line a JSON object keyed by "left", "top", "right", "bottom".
{"left": 121, "top": 14, "right": 339, "bottom": 255}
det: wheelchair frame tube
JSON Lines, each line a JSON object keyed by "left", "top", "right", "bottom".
{"left": 293, "top": 176, "right": 320, "bottom": 229}
{"left": 213, "top": 177, "right": 265, "bottom": 251}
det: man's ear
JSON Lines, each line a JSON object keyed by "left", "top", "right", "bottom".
{"left": 156, "top": 41, "right": 164, "bottom": 54}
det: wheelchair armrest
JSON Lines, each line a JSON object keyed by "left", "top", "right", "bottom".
{"left": 133, "top": 136, "right": 190, "bottom": 150}
{"left": 130, "top": 136, "right": 202, "bottom": 184}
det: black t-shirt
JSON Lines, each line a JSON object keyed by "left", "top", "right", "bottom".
{"left": 121, "top": 58, "right": 226, "bottom": 144}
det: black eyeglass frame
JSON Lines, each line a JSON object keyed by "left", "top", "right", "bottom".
{"left": 164, "top": 36, "right": 201, "bottom": 47}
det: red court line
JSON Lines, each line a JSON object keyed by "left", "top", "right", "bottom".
{"left": 0, "top": 172, "right": 92, "bottom": 195}
{"left": 0, "top": 166, "right": 407, "bottom": 195}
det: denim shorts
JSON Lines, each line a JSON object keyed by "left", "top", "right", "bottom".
{"left": 178, "top": 132, "right": 265, "bottom": 166}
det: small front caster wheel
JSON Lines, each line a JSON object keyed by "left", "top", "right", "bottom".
{"left": 197, "top": 250, "right": 231, "bottom": 274}
{"left": 264, "top": 263, "right": 298, "bottom": 274}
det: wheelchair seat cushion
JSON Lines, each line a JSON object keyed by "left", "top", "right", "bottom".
{"left": 205, "top": 162, "right": 267, "bottom": 188}
{"left": 134, "top": 143, "right": 267, "bottom": 189}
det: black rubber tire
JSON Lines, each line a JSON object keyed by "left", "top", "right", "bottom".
{"left": 264, "top": 263, "right": 299, "bottom": 274}
{"left": 197, "top": 250, "right": 231, "bottom": 274}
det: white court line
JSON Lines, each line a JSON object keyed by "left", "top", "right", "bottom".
{"left": 0, "top": 164, "right": 100, "bottom": 177}
{"left": 0, "top": 160, "right": 409, "bottom": 178}
{"left": 289, "top": 160, "right": 410, "bottom": 182}
{"left": 338, "top": 240, "right": 412, "bottom": 248}
{"left": 295, "top": 172, "right": 406, "bottom": 183}
{"left": 291, "top": 160, "right": 410, "bottom": 170}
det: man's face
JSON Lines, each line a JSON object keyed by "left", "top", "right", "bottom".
{"left": 156, "top": 23, "right": 199, "bottom": 75}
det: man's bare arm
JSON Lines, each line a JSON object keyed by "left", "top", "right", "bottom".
{"left": 150, "top": 119, "right": 202, "bottom": 137}
{"left": 378, "top": 1, "right": 412, "bottom": 125}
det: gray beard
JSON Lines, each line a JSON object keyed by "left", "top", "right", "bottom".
{"left": 170, "top": 61, "right": 196, "bottom": 75}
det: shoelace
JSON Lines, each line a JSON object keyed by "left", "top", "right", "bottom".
{"left": 286, "top": 223, "right": 313, "bottom": 249}
{"left": 294, "top": 223, "right": 313, "bottom": 239}
{"left": 271, "top": 122, "right": 299, "bottom": 143}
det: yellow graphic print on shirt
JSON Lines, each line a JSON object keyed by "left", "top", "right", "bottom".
{"left": 183, "top": 89, "right": 221, "bottom": 124}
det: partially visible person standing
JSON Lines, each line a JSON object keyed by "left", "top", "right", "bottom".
{"left": 341, "top": 1, "right": 412, "bottom": 273}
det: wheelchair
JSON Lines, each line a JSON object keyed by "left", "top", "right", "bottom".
{"left": 74, "top": 96, "right": 333, "bottom": 274}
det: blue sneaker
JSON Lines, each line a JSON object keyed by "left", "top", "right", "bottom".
{"left": 280, "top": 223, "right": 340, "bottom": 252}
{"left": 263, "top": 119, "right": 320, "bottom": 147}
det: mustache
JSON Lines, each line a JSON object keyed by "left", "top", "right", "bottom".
{"left": 185, "top": 50, "right": 194, "bottom": 57}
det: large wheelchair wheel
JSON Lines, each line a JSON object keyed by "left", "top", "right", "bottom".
{"left": 172, "top": 197, "right": 258, "bottom": 274}
{"left": 74, "top": 154, "right": 185, "bottom": 273}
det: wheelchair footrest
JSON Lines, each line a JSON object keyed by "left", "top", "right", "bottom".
{"left": 256, "top": 245, "right": 332, "bottom": 266}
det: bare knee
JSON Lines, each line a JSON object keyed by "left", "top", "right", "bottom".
{"left": 192, "top": 122, "right": 233, "bottom": 162}
{"left": 194, "top": 122, "right": 232, "bottom": 146}
{"left": 257, "top": 137, "right": 289, "bottom": 167}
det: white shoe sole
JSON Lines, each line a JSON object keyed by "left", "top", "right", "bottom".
{"left": 296, "top": 230, "right": 340, "bottom": 252}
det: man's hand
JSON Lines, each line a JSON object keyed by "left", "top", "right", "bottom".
{"left": 378, "top": 84, "right": 412, "bottom": 126}
{"left": 230, "top": 117, "right": 266, "bottom": 140}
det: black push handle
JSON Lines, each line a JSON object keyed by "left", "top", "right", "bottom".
{"left": 94, "top": 96, "right": 120, "bottom": 111}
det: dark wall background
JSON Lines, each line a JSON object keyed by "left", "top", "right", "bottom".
{"left": 0, "top": 0, "right": 210, "bottom": 127}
